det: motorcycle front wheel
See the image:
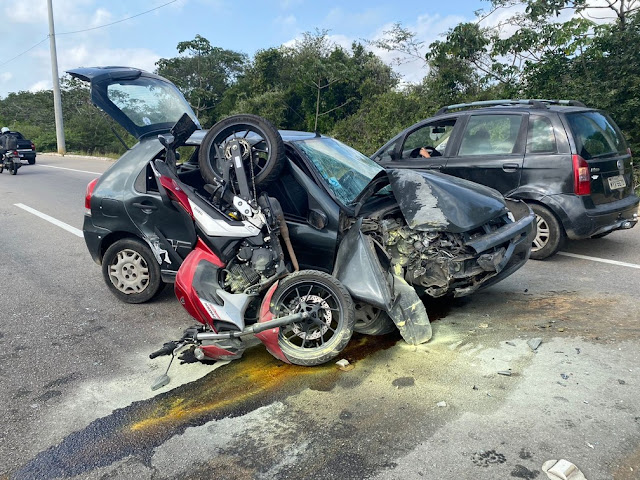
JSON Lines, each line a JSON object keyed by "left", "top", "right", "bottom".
{"left": 198, "top": 114, "right": 285, "bottom": 190}
{"left": 271, "top": 270, "right": 355, "bottom": 366}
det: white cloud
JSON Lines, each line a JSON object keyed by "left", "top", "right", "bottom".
{"left": 29, "top": 80, "right": 50, "bottom": 92}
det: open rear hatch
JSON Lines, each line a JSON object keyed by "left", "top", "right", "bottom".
{"left": 66, "top": 66, "right": 201, "bottom": 140}
{"left": 566, "top": 110, "right": 634, "bottom": 204}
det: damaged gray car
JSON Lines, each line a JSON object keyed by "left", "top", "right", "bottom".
{"left": 74, "top": 67, "right": 535, "bottom": 345}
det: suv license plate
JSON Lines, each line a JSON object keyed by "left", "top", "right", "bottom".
{"left": 608, "top": 175, "right": 626, "bottom": 190}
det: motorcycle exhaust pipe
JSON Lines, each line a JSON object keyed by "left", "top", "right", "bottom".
{"left": 195, "top": 311, "right": 309, "bottom": 341}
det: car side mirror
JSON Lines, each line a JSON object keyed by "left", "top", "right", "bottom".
{"left": 308, "top": 209, "right": 328, "bottom": 230}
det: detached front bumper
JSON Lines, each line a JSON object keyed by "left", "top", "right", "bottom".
{"left": 453, "top": 210, "right": 535, "bottom": 297}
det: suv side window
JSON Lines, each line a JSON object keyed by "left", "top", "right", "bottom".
{"left": 527, "top": 116, "right": 557, "bottom": 153}
{"left": 401, "top": 120, "right": 456, "bottom": 159}
{"left": 458, "top": 114, "right": 523, "bottom": 156}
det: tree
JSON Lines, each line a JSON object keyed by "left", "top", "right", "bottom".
{"left": 155, "top": 35, "right": 248, "bottom": 126}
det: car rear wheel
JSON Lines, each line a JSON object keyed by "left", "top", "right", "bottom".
{"left": 102, "top": 238, "right": 164, "bottom": 303}
{"left": 28, "top": 157, "right": 35, "bottom": 165}
{"left": 530, "top": 203, "right": 565, "bottom": 260}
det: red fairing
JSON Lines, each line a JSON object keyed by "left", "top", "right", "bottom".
{"left": 254, "top": 281, "right": 290, "bottom": 364}
{"left": 174, "top": 242, "right": 225, "bottom": 327}
{"left": 159, "top": 175, "right": 193, "bottom": 216}
{"left": 199, "top": 344, "right": 240, "bottom": 361}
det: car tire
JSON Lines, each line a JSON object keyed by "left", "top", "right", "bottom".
{"left": 28, "top": 157, "right": 36, "bottom": 165}
{"left": 102, "top": 238, "right": 164, "bottom": 304}
{"left": 354, "top": 303, "right": 395, "bottom": 335}
{"left": 530, "top": 203, "right": 565, "bottom": 260}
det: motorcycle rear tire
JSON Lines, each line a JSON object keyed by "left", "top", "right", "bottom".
{"left": 198, "top": 114, "right": 284, "bottom": 189}
{"left": 271, "top": 270, "right": 355, "bottom": 366}
{"left": 10, "top": 164, "right": 17, "bottom": 175}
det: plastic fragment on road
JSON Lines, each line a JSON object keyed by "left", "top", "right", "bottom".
{"left": 528, "top": 338, "right": 543, "bottom": 351}
{"left": 542, "top": 459, "right": 587, "bottom": 480}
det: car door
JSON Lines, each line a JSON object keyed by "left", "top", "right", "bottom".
{"left": 443, "top": 113, "right": 527, "bottom": 195}
{"left": 263, "top": 158, "right": 340, "bottom": 272}
{"left": 127, "top": 161, "right": 197, "bottom": 268}
{"left": 375, "top": 118, "right": 459, "bottom": 171}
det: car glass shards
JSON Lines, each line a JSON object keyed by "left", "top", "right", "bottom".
{"left": 295, "top": 138, "right": 383, "bottom": 205}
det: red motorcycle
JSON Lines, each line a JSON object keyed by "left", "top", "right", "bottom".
{"left": 148, "top": 114, "right": 355, "bottom": 389}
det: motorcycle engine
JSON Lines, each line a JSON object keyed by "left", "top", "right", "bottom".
{"left": 224, "top": 241, "right": 279, "bottom": 293}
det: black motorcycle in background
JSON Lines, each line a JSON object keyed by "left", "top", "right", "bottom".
{"left": 0, "top": 134, "right": 21, "bottom": 175}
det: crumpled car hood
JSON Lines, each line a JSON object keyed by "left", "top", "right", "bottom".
{"left": 387, "top": 169, "right": 508, "bottom": 233}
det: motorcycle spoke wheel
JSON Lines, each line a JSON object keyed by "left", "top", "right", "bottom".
{"left": 272, "top": 271, "right": 354, "bottom": 366}
{"left": 198, "top": 114, "right": 284, "bottom": 190}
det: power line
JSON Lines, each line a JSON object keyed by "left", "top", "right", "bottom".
{"left": 0, "top": 36, "right": 49, "bottom": 69}
{"left": 0, "top": 0, "right": 179, "bottom": 69}
{"left": 56, "top": 0, "right": 179, "bottom": 35}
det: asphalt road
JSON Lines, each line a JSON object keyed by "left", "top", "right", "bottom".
{"left": 0, "top": 154, "right": 639, "bottom": 480}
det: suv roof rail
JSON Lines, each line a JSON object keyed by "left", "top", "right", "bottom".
{"left": 435, "top": 98, "right": 586, "bottom": 115}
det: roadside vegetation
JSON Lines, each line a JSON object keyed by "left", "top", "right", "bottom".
{"left": 0, "top": 0, "right": 638, "bottom": 189}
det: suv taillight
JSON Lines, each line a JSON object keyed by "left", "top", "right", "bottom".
{"left": 30, "top": 142, "right": 35, "bottom": 151}
{"left": 572, "top": 154, "right": 591, "bottom": 195}
{"left": 85, "top": 177, "right": 99, "bottom": 210}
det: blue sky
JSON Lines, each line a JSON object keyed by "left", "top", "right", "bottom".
{"left": 0, "top": 0, "right": 490, "bottom": 98}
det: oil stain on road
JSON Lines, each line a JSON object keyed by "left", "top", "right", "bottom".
{"left": 13, "top": 334, "right": 400, "bottom": 479}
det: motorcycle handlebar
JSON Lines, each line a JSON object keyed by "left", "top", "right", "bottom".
{"left": 149, "top": 341, "right": 177, "bottom": 359}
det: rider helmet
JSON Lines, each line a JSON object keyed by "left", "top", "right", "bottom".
{"left": 1, "top": 127, "right": 9, "bottom": 134}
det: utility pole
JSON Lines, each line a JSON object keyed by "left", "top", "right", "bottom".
{"left": 47, "top": 0, "right": 66, "bottom": 154}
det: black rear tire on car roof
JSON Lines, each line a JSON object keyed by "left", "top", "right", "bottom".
{"left": 102, "top": 238, "right": 165, "bottom": 304}
{"left": 529, "top": 203, "right": 565, "bottom": 260}
{"left": 198, "top": 114, "right": 285, "bottom": 189}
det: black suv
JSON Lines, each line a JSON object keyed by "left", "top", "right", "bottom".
{"left": 372, "top": 99, "right": 639, "bottom": 259}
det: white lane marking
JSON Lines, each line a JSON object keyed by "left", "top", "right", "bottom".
{"left": 14, "top": 203, "right": 83, "bottom": 238}
{"left": 38, "top": 164, "right": 102, "bottom": 175}
{"left": 558, "top": 251, "right": 640, "bottom": 270}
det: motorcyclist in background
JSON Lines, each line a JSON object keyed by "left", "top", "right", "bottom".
{"left": 0, "top": 127, "right": 15, "bottom": 155}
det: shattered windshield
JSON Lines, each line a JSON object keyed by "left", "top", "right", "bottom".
{"left": 295, "top": 138, "right": 383, "bottom": 205}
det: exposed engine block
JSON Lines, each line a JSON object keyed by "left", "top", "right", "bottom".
{"left": 224, "top": 241, "right": 279, "bottom": 293}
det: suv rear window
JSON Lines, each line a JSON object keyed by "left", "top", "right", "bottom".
{"left": 566, "top": 111, "right": 627, "bottom": 159}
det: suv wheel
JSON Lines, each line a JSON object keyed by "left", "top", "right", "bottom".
{"left": 530, "top": 204, "right": 565, "bottom": 260}
{"left": 102, "top": 238, "right": 164, "bottom": 303}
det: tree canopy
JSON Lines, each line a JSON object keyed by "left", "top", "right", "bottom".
{"left": 1, "top": 0, "right": 638, "bottom": 191}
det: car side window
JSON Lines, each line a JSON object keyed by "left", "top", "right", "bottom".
{"left": 458, "top": 115, "right": 523, "bottom": 156}
{"left": 373, "top": 140, "right": 397, "bottom": 162}
{"left": 527, "top": 116, "right": 557, "bottom": 153}
{"left": 401, "top": 120, "right": 456, "bottom": 159}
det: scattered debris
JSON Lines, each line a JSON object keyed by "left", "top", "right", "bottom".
{"left": 336, "top": 359, "right": 354, "bottom": 371}
{"left": 528, "top": 338, "right": 543, "bottom": 351}
{"left": 472, "top": 385, "right": 478, "bottom": 390}
{"left": 575, "top": 348, "right": 581, "bottom": 354}
{"left": 437, "top": 401, "right": 447, "bottom": 407}
{"left": 478, "top": 323, "right": 489, "bottom": 328}
{"left": 560, "top": 373, "right": 569, "bottom": 380}
{"left": 618, "top": 379, "right": 626, "bottom": 385}
{"left": 558, "top": 328, "right": 565, "bottom": 332}
{"left": 498, "top": 371, "right": 512, "bottom": 376}
{"left": 583, "top": 400, "right": 589, "bottom": 404}
{"left": 586, "top": 442, "right": 594, "bottom": 449}
{"left": 506, "top": 341, "right": 516, "bottom": 346}
{"left": 542, "top": 459, "right": 587, "bottom": 480}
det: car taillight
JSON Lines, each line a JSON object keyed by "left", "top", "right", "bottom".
{"left": 572, "top": 154, "right": 591, "bottom": 195}
{"left": 31, "top": 142, "right": 35, "bottom": 150}
{"left": 85, "top": 177, "right": 99, "bottom": 210}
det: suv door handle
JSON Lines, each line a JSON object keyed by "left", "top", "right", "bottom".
{"left": 428, "top": 165, "right": 443, "bottom": 170}
{"left": 132, "top": 202, "right": 157, "bottom": 211}
{"left": 502, "top": 163, "right": 519, "bottom": 172}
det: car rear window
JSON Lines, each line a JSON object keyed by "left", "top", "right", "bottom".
{"left": 566, "top": 111, "right": 627, "bottom": 159}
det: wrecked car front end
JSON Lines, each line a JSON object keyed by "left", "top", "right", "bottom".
{"left": 331, "top": 168, "right": 534, "bottom": 345}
